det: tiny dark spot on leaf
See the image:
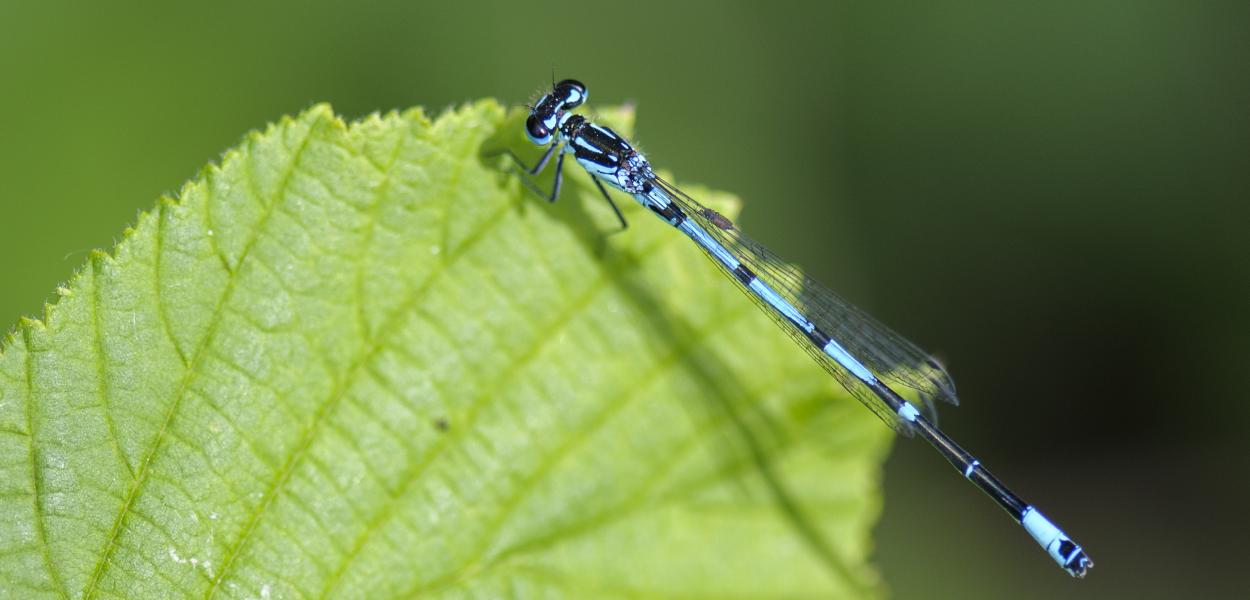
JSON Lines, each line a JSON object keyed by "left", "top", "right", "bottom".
{"left": 433, "top": 417, "right": 449, "bottom": 432}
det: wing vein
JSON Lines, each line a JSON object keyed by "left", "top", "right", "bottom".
{"left": 654, "top": 177, "right": 958, "bottom": 427}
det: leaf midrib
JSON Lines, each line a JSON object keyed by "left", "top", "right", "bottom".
{"left": 202, "top": 112, "right": 414, "bottom": 600}
{"left": 81, "top": 118, "right": 322, "bottom": 599}
{"left": 197, "top": 115, "right": 523, "bottom": 594}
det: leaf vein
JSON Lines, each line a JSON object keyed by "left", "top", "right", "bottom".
{"left": 413, "top": 301, "right": 758, "bottom": 596}
{"left": 205, "top": 120, "right": 466, "bottom": 596}
{"left": 81, "top": 115, "right": 323, "bottom": 599}
{"left": 354, "top": 125, "right": 408, "bottom": 344}
{"left": 23, "top": 328, "right": 70, "bottom": 599}
{"left": 317, "top": 230, "right": 678, "bottom": 598}
{"left": 90, "top": 261, "right": 136, "bottom": 478}
{"left": 154, "top": 201, "right": 190, "bottom": 366}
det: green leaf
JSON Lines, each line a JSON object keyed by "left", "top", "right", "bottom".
{"left": 0, "top": 101, "right": 892, "bottom": 599}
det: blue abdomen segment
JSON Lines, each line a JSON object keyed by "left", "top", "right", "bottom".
{"left": 1021, "top": 506, "right": 1093, "bottom": 577}
{"left": 676, "top": 217, "right": 741, "bottom": 271}
{"left": 670, "top": 215, "right": 879, "bottom": 386}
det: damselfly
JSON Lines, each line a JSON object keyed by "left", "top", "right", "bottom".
{"left": 497, "top": 78, "right": 1092, "bottom": 578}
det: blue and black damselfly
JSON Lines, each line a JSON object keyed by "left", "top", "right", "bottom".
{"left": 496, "top": 78, "right": 1092, "bottom": 578}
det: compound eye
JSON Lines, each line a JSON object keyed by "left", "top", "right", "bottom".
{"left": 525, "top": 114, "right": 552, "bottom": 145}
{"left": 556, "top": 79, "right": 587, "bottom": 108}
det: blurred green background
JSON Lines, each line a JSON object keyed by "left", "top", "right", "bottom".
{"left": 2, "top": 1, "right": 1246, "bottom": 597}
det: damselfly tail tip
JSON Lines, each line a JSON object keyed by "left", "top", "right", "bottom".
{"left": 1064, "top": 548, "right": 1094, "bottom": 578}
{"left": 1021, "top": 506, "right": 1092, "bottom": 578}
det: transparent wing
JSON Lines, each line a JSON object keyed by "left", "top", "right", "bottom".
{"left": 654, "top": 177, "right": 958, "bottom": 429}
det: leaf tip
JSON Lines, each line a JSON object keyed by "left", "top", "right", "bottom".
{"left": 305, "top": 102, "right": 337, "bottom": 120}
{"left": 89, "top": 248, "right": 112, "bottom": 266}
{"left": 17, "top": 316, "right": 44, "bottom": 333}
